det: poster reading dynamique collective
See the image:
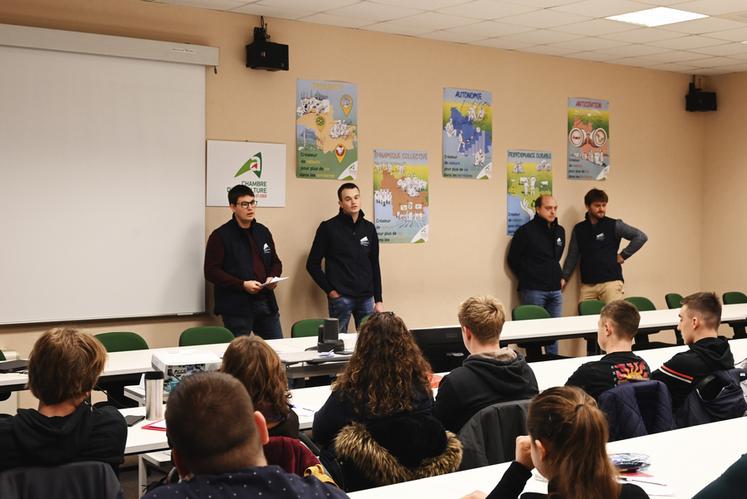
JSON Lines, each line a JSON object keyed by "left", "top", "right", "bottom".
{"left": 373, "top": 149, "right": 429, "bottom": 244}
{"left": 296, "top": 79, "right": 358, "bottom": 180}
{"left": 442, "top": 87, "right": 492, "bottom": 179}
{"left": 507, "top": 149, "right": 552, "bottom": 236}
{"left": 567, "top": 97, "right": 610, "bottom": 180}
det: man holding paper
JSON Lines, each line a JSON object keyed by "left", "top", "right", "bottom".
{"left": 205, "top": 185, "right": 283, "bottom": 339}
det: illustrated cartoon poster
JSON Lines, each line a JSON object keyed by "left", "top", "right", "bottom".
{"left": 567, "top": 97, "right": 610, "bottom": 180}
{"left": 206, "top": 140, "right": 286, "bottom": 207}
{"left": 373, "top": 150, "right": 429, "bottom": 244}
{"left": 507, "top": 150, "right": 552, "bottom": 235}
{"left": 442, "top": 88, "right": 492, "bottom": 179}
{"left": 296, "top": 79, "right": 358, "bottom": 180}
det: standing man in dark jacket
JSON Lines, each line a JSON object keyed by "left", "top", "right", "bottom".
{"left": 205, "top": 185, "right": 283, "bottom": 339}
{"left": 507, "top": 194, "right": 565, "bottom": 354}
{"left": 561, "top": 188, "right": 647, "bottom": 303}
{"left": 306, "top": 183, "right": 383, "bottom": 332}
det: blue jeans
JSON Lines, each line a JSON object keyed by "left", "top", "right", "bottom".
{"left": 222, "top": 299, "right": 282, "bottom": 340}
{"left": 328, "top": 295, "right": 374, "bottom": 333}
{"left": 519, "top": 289, "right": 562, "bottom": 355}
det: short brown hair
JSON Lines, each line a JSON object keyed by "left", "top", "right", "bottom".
{"left": 166, "top": 372, "right": 260, "bottom": 474}
{"left": 28, "top": 327, "right": 106, "bottom": 404}
{"left": 584, "top": 188, "right": 608, "bottom": 206}
{"left": 221, "top": 335, "right": 290, "bottom": 420}
{"left": 682, "top": 292, "right": 721, "bottom": 330}
{"left": 458, "top": 296, "right": 506, "bottom": 344}
{"left": 600, "top": 300, "right": 640, "bottom": 339}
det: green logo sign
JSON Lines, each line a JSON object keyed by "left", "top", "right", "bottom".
{"left": 235, "top": 152, "right": 262, "bottom": 178}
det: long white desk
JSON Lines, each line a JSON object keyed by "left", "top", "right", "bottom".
{"left": 348, "top": 416, "right": 747, "bottom": 499}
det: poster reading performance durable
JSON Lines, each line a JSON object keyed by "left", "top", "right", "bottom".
{"left": 296, "top": 79, "right": 358, "bottom": 180}
{"left": 373, "top": 150, "right": 429, "bottom": 244}
{"left": 567, "top": 97, "right": 609, "bottom": 180}
{"left": 206, "top": 140, "right": 286, "bottom": 207}
{"left": 442, "top": 88, "right": 492, "bottom": 179}
{"left": 507, "top": 149, "right": 552, "bottom": 235}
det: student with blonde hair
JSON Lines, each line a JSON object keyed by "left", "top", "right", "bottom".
{"left": 221, "top": 334, "right": 299, "bottom": 438}
{"left": 464, "top": 387, "right": 648, "bottom": 499}
{"left": 0, "top": 327, "right": 126, "bottom": 472}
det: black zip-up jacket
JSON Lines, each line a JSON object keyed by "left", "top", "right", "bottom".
{"left": 507, "top": 215, "right": 565, "bottom": 291}
{"left": 306, "top": 209, "right": 382, "bottom": 302}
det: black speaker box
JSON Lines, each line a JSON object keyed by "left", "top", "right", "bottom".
{"left": 246, "top": 41, "right": 288, "bottom": 71}
{"left": 686, "top": 90, "right": 717, "bottom": 112}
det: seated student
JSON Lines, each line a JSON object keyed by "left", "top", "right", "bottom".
{"left": 692, "top": 453, "right": 747, "bottom": 498}
{"left": 433, "top": 296, "right": 539, "bottom": 433}
{"left": 566, "top": 300, "right": 651, "bottom": 399}
{"left": 221, "top": 334, "right": 299, "bottom": 438}
{"left": 143, "top": 371, "right": 347, "bottom": 499}
{"left": 651, "top": 292, "right": 735, "bottom": 414}
{"left": 312, "top": 311, "right": 461, "bottom": 490}
{"left": 462, "top": 386, "right": 648, "bottom": 499}
{"left": 0, "top": 327, "right": 126, "bottom": 472}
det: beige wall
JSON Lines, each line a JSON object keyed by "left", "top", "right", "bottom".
{"left": 0, "top": 0, "right": 710, "bottom": 369}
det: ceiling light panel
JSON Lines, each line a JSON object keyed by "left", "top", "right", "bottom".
{"left": 606, "top": 7, "right": 708, "bottom": 27}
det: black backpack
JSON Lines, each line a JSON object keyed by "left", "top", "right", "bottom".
{"left": 675, "top": 368, "right": 747, "bottom": 428}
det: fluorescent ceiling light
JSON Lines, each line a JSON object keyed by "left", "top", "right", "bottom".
{"left": 606, "top": 7, "right": 708, "bottom": 27}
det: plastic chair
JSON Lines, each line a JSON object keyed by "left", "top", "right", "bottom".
{"left": 94, "top": 331, "right": 149, "bottom": 408}
{"left": 291, "top": 319, "right": 324, "bottom": 338}
{"left": 358, "top": 314, "right": 371, "bottom": 329}
{"left": 722, "top": 292, "right": 747, "bottom": 339}
{"left": 625, "top": 297, "right": 675, "bottom": 350}
{"left": 578, "top": 300, "right": 606, "bottom": 354}
{"left": 178, "top": 326, "right": 234, "bottom": 346}
{"left": 664, "top": 293, "right": 685, "bottom": 344}
{"left": 511, "top": 305, "right": 557, "bottom": 361}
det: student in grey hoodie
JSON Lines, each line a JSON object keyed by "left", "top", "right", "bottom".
{"left": 434, "top": 296, "right": 538, "bottom": 433}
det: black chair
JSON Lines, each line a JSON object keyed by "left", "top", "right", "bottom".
{"left": 0, "top": 461, "right": 123, "bottom": 499}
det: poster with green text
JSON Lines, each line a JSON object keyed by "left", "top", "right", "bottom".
{"left": 567, "top": 97, "right": 609, "bottom": 180}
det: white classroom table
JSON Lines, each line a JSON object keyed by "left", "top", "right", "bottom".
{"left": 348, "top": 416, "right": 747, "bottom": 499}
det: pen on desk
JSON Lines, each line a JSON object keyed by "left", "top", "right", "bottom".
{"left": 619, "top": 476, "right": 668, "bottom": 487}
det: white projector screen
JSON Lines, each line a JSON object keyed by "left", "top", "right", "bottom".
{"left": 0, "top": 45, "right": 206, "bottom": 324}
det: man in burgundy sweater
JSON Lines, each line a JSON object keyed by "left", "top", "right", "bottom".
{"left": 204, "top": 185, "right": 283, "bottom": 339}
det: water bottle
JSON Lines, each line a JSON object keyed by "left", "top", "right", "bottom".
{"left": 145, "top": 370, "right": 164, "bottom": 420}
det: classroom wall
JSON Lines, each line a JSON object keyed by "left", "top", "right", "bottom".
{"left": 0, "top": 0, "right": 708, "bottom": 373}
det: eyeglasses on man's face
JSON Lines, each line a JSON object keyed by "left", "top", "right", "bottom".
{"left": 236, "top": 200, "right": 257, "bottom": 209}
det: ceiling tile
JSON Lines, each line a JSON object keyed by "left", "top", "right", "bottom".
{"left": 497, "top": 9, "right": 592, "bottom": 29}
{"left": 563, "top": 50, "right": 623, "bottom": 62}
{"left": 691, "top": 41, "right": 747, "bottom": 56}
{"left": 472, "top": 37, "right": 538, "bottom": 50}
{"left": 635, "top": 0, "right": 697, "bottom": 5}
{"left": 507, "top": 29, "right": 584, "bottom": 44}
{"left": 169, "top": 0, "right": 255, "bottom": 11}
{"left": 364, "top": 21, "right": 434, "bottom": 35}
{"left": 437, "top": 0, "right": 540, "bottom": 20}
{"left": 331, "top": 1, "right": 424, "bottom": 21}
{"left": 299, "top": 13, "right": 373, "bottom": 28}
{"left": 403, "top": 12, "right": 478, "bottom": 30}
{"left": 691, "top": 67, "right": 731, "bottom": 74}
{"left": 675, "top": 0, "right": 747, "bottom": 16}
{"left": 554, "top": 37, "right": 630, "bottom": 51}
{"left": 504, "top": 0, "right": 584, "bottom": 7}
{"left": 370, "top": 0, "right": 468, "bottom": 9}
{"left": 705, "top": 26, "right": 747, "bottom": 41}
{"left": 594, "top": 43, "right": 671, "bottom": 56}
{"left": 436, "top": 21, "right": 535, "bottom": 39}
{"left": 255, "top": 0, "right": 358, "bottom": 9}
{"left": 686, "top": 55, "right": 745, "bottom": 67}
{"left": 598, "top": 27, "right": 689, "bottom": 42}
{"left": 634, "top": 49, "right": 715, "bottom": 62}
{"left": 521, "top": 45, "right": 586, "bottom": 56}
{"left": 554, "top": 19, "right": 640, "bottom": 36}
{"left": 659, "top": 17, "right": 747, "bottom": 35}
{"left": 550, "top": 0, "right": 654, "bottom": 18}
{"left": 712, "top": 62, "right": 747, "bottom": 72}
{"left": 651, "top": 62, "right": 700, "bottom": 72}
{"left": 650, "top": 35, "right": 733, "bottom": 49}
{"left": 421, "top": 30, "right": 486, "bottom": 43}
{"left": 232, "top": 3, "right": 316, "bottom": 18}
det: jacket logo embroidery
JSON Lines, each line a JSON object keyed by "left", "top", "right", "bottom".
{"left": 595, "top": 233, "right": 605, "bottom": 241}
{"left": 360, "top": 236, "right": 369, "bottom": 247}
{"left": 262, "top": 243, "right": 271, "bottom": 254}
{"left": 556, "top": 237, "right": 563, "bottom": 246}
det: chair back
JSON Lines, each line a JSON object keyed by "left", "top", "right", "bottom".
{"left": 457, "top": 399, "right": 531, "bottom": 470}
{"left": 291, "top": 319, "right": 324, "bottom": 338}
{"left": 359, "top": 314, "right": 372, "bottom": 328}
{"left": 598, "top": 380, "right": 674, "bottom": 441}
{"left": 624, "top": 296, "right": 657, "bottom": 312}
{"left": 178, "top": 326, "right": 234, "bottom": 346}
{"left": 263, "top": 436, "right": 320, "bottom": 476}
{"left": 578, "top": 299, "right": 605, "bottom": 316}
{"left": 723, "top": 291, "right": 747, "bottom": 305}
{"left": 511, "top": 304, "right": 550, "bottom": 321}
{"left": 664, "top": 293, "right": 684, "bottom": 309}
{"left": 0, "top": 461, "right": 123, "bottom": 499}
{"left": 95, "top": 332, "right": 148, "bottom": 352}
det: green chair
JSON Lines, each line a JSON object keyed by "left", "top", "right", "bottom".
{"left": 94, "top": 331, "right": 149, "bottom": 408}
{"left": 511, "top": 305, "right": 558, "bottom": 362}
{"left": 722, "top": 291, "right": 747, "bottom": 339}
{"left": 624, "top": 297, "right": 674, "bottom": 350}
{"left": 179, "top": 326, "right": 234, "bottom": 346}
{"left": 664, "top": 293, "right": 685, "bottom": 344}
{"left": 578, "top": 300, "right": 606, "bottom": 355}
{"left": 358, "top": 314, "right": 372, "bottom": 329}
{"left": 291, "top": 319, "right": 324, "bottom": 338}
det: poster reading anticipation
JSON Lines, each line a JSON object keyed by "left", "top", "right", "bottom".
{"left": 507, "top": 149, "right": 552, "bottom": 236}
{"left": 373, "top": 150, "right": 429, "bottom": 244}
{"left": 567, "top": 97, "right": 610, "bottom": 180}
{"left": 442, "top": 88, "right": 492, "bottom": 179}
{"left": 296, "top": 79, "right": 358, "bottom": 179}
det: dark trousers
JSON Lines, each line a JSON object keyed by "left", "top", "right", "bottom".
{"left": 222, "top": 299, "right": 282, "bottom": 340}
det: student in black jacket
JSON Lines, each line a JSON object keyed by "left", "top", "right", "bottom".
{"left": 651, "top": 292, "right": 735, "bottom": 413}
{"left": 692, "top": 453, "right": 747, "bottom": 498}
{"left": 566, "top": 300, "right": 651, "bottom": 399}
{"left": 462, "top": 387, "right": 648, "bottom": 499}
{"left": 433, "top": 296, "right": 538, "bottom": 433}
{"left": 306, "top": 182, "right": 383, "bottom": 332}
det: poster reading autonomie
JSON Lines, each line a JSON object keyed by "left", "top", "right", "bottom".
{"left": 567, "top": 97, "right": 610, "bottom": 180}
{"left": 296, "top": 79, "right": 358, "bottom": 180}
{"left": 373, "top": 150, "right": 429, "bottom": 244}
{"left": 507, "top": 149, "right": 552, "bottom": 236}
{"left": 442, "top": 88, "right": 492, "bottom": 179}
